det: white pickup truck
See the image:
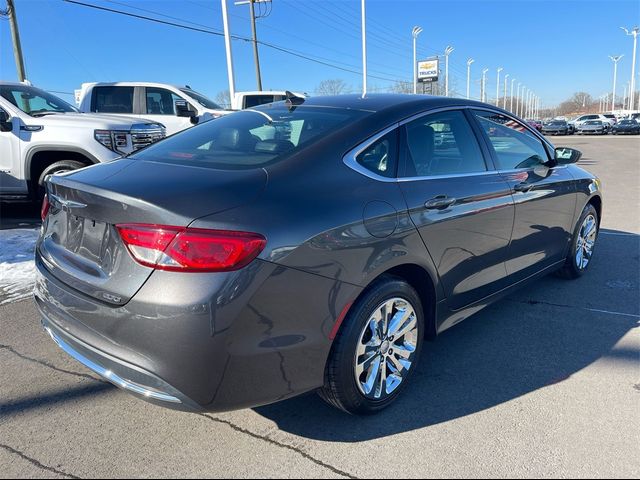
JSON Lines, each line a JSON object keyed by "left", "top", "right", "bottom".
{"left": 232, "top": 91, "right": 307, "bottom": 110}
{"left": 0, "top": 82, "right": 165, "bottom": 202}
{"left": 76, "top": 82, "right": 231, "bottom": 136}
{"left": 76, "top": 83, "right": 308, "bottom": 135}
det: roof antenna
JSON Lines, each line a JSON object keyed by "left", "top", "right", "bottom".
{"left": 285, "top": 90, "right": 305, "bottom": 111}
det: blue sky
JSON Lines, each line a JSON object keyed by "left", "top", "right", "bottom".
{"left": 1, "top": 0, "right": 639, "bottom": 107}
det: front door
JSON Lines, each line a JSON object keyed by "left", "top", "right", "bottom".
{"left": 0, "top": 104, "right": 26, "bottom": 194}
{"left": 398, "top": 109, "right": 515, "bottom": 311}
{"left": 143, "top": 87, "right": 194, "bottom": 135}
{"left": 470, "top": 110, "right": 577, "bottom": 282}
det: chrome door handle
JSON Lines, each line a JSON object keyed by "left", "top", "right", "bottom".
{"left": 424, "top": 195, "right": 457, "bottom": 210}
{"left": 513, "top": 182, "right": 533, "bottom": 193}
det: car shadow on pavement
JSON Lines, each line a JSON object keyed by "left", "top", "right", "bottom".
{"left": 255, "top": 229, "right": 639, "bottom": 442}
{"left": 0, "top": 383, "right": 114, "bottom": 419}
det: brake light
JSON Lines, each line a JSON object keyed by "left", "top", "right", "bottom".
{"left": 41, "top": 194, "right": 50, "bottom": 221}
{"left": 116, "top": 224, "right": 266, "bottom": 272}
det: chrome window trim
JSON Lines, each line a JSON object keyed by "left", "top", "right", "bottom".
{"left": 342, "top": 105, "right": 560, "bottom": 183}
{"left": 343, "top": 122, "right": 401, "bottom": 183}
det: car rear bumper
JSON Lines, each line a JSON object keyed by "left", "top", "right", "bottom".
{"left": 40, "top": 314, "right": 200, "bottom": 410}
{"left": 34, "top": 252, "right": 359, "bottom": 412}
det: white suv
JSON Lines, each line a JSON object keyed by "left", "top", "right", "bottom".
{"left": 0, "top": 82, "right": 165, "bottom": 202}
{"left": 77, "top": 82, "right": 230, "bottom": 136}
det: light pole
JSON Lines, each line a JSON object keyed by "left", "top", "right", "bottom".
{"left": 361, "top": 0, "right": 367, "bottom": 96}
{"left": 481, "top": 68, "right": 489, "bottom": 102}
{"left": 503, "top": 73, "right": 509, "bottom": 109}
{"left": 466, "top": 58, "right": 474, "bottom": 99}
{"left": 444, "top": 46, "right": 454, "bottom": 97}
{"left": 495, "top": 67, "right": 503, "bottom": 106}
{"left": 412, "top": 26, "right": 423, "bottom": 94}
{"left": 221, "top": 0, "right": 236, "bottom": 101}
{"left": 609, "top": 55, "right": 624, "bottom": 112}
{"left": 520, "top": 86, "right": 526, "bottom": 117}
{"left": 516, "top": 82, "right": 521, "bottom": 115}
{"left": 510, "top": 78, "right": 515, "bottom": 112}
{"left": 622, "top": 27, "right": 639, "bottom": 112}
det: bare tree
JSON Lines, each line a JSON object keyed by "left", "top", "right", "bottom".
{"left": 389, "top": 80, "right": 413, "bottom": 94}
{"left": 216, "top": 90, "right": 231, "bottom": 109}
{"left": 315, "top": 79, "right": 350, "bottom": 96}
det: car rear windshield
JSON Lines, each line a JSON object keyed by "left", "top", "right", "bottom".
{"left": 620, "top": 120, "right": 635, "bottom": 125}
{"left": 129, "top": 104, "right": 369, "bottom": 169}
{"left": 550, "top": 121, "right": 565, "bottom": 125}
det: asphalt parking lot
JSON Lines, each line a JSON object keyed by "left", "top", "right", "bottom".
{"left": 0, "top": 135, "right": 638, "bottom": 478}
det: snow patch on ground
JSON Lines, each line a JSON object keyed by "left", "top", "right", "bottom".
{"left": 0, "top": 228, "right": 39, "bottom": 305}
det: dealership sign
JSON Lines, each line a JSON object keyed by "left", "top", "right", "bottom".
{"left": 418, "top": 58, "right": 439, "bottom": 82}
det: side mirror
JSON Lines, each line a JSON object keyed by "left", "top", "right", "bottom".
{"left": 175, "top": 100, "right": 197, "bottom": 124}
{"left": 554, "top": 147, "right": 582, "bottom": 165}
{"left": 0, "top": 110, "right": 12, "bottom": 132}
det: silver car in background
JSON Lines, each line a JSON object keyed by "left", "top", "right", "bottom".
{"left": 577, "top": 120, "right": 606, "bottom": 135}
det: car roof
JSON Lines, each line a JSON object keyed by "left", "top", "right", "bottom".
{"left": 263, "top": 93, "right": 498, "bottom": 114}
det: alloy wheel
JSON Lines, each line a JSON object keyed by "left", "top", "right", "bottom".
{"left": 576, "top": 214, "right": 597, "bottom": 270}
{"left": 354, "top": 298, "right": 419, "bottom": 400}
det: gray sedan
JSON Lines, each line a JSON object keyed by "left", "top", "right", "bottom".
{"left": 35, "top": 95, "right": 603, "bottom": 415}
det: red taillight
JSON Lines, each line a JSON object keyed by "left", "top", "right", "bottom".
{"left": 116, "top": 224, "right": 266, "bottom": 272}
{"left": 41, "top": 194, "right": 50, "bottom": 221}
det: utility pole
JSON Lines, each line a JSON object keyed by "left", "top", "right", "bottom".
{"left": 621, "top": 27, "right": 639, "bottom": 112}
{"left": 361, "top": 0, "right": 367, "bottom": 96}
{"left": 503, "top": 73, "right": 509, "bottom": 109}
{"left": 609, "top": 55, "right": 623, "bottom": 112}
{"left": 235, "top": 0, "right": 270, "bottom": 90}
{"left": 495, "top": 67, "right": 502, "bottom": 106}
{"left": 412, "top": 26, "right": 423, "bottom": 94}
{"left": 221, "top": 0, "right": 236, "bottom": 101}
{"left": 481, "top": 68, "right": 488, "bottom": 102}
{"left": 444, "top": 46, "right": 454, "bottom": 97}
{"left": 466, "top": 58, "right": 474, "bottom": 99}
{"left": 4, "top": 0, "right": 27, "bottom": 82}
{"left": 248, "top": 0, "right": 262, "bottom": 90}
{"left": 510, "top": 78, "right": 515, "bottom": 112}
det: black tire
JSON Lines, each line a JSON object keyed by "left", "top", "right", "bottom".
{"left": 34, "top": 160, "right": 87, "bottom": 202}
{"left": 556, "top": 203, "right": 599, "bottom": 279}
{"left": 319, "top": 276, "right": 425, "bottom": 415}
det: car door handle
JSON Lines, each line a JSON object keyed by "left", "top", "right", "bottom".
{"left": 424, "top": 195, "right": 457, "bottom": 210}
{"left": 513, "top": 182, "right": 534, "bottom": 193}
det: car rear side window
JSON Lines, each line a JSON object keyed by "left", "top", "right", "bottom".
{"left": 130, "top": 105, "right": 368, "bottom": 169}
{"left": 401, "top": 110, "right": 487, "bottom": 177}
{"left": 92, "top": 86, "right": 134, "bottom": 114}
{"left": 356, "top": 131, "right": 398, "bottom": 178}
{"left": 244, "top": 95, "right": 285, "bottom": 109}
{"left": 472, "top": 111, "right": 549, "bottom": 170}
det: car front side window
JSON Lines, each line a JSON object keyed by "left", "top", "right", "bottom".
{"left": 401, "top": 110, "right": 487, "bottom": 177}
{"left": 472, "top": 110, "right": 549, "bottom": 170}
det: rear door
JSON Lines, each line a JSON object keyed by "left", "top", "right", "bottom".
{"left": 397, "top": 108, "right": 515, "bottom": 311}
{"left": 90, "top": 85, "right": 136, "bottom": 117}
{"left": 470, "top": 109, "right": 577, "bottom": 282}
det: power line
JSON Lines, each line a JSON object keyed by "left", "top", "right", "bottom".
{"left": 62, "top": 0, "right": 405, "bottom": 84}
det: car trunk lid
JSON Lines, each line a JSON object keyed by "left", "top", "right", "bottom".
{"left": 38, "top": 158, "right": 266, "bottom": 305}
